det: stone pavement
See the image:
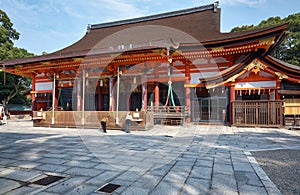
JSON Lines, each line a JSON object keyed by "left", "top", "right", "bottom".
{"left": 0, "top": 120, "right": 300, "bottom": 195}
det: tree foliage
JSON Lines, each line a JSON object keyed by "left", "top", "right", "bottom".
{"left": 231, "top": 13, "right": 300, "bottom": 66}
{"left": 0, "top": 9, "right": 34, "bottom": 110}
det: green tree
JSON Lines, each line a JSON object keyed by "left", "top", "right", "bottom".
{"left": 231, "top": 13, "right": 300, "bottom": 66}
{"left": 0, "top": 9, "right": 34, "bottom": 113}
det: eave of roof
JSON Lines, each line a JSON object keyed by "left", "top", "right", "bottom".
{"left": 1, "top": 23, "right": 287, "bottom": 68}
{"left": 0, "top": 39, "right": 176, "bottom": 67}
{"left": 185, "top": 23, "right": 288, "bottom": 47}
{"left": 266, "top": 55, "right": 300, "bottom": 71}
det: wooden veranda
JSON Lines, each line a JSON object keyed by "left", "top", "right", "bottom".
{"left": 32, "top": 110, "right": 153, "bottom": 130}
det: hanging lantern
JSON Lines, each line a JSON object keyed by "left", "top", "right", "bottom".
{"left": 258, "top": 89, "right": 261, "bottom": 95}
{"left": 100, "top": 79, "right": 103, "bottom": 87}
{"left": 133, "top": 76, "right": 136, "bottom": 84}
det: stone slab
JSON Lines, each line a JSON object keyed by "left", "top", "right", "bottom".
{"left": 0, "top": 178, "right": 21, "bottom": 194}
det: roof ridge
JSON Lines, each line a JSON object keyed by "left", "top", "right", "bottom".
{"left": 89, "top": 2, "right": 218, "bottom": 30}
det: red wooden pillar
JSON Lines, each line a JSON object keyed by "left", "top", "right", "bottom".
{"left": 154, "top": 82, "right": 159, "bottom": 108}
{"left": 142, "top": 80, "right": 147, "bottom": 110}
{"left": 109, "top": 78, "right": 115, "bottom": 111}
{"left": 230, "top": 85, "right": 235, "bottom": 124}
{"left": 31, "top": 76, "right": 36, "bottom": 111}
{"left": 185, "top": 80, "right": 191, "bottom": 123}
{"left": 76, "top": 79, "right": 82, "bottom": 111}
{"left": 185, "top": 61, "right": 191, "bottom": 123}
{"left": 154, "top": 63, "right": 159, "bottom": 110}
{"left": 230, "top": 85, "right": 235, "bottom": 101}
{"left": 276, "top": 80, "right": 281, "bottom": 100}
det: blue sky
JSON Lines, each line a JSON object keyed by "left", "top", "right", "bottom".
{"left": 0, "top": 0, "right": 299, "bottom": 55}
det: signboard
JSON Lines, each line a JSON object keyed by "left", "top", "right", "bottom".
{"left": 36, "top": 82, "right": 53, "bottom": 91}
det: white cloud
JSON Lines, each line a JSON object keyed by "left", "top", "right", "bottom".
{"left": 0, "top": 0, "right": 153, "bottom": 53}
{"left": 1, "top": 0, "right": 270, "bottom": 54}
{"left": 47, "top": 0, "right": 148, "bottom": 23}
{"left": 218, "top": 0, "right": 267, "bottom": 7}
{"left": 190, "top": 0, "right": 267, "bottom": 7}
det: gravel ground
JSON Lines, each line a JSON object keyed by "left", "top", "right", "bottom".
{"left": 252, "top": 149, "right": 300, "bottom": 195}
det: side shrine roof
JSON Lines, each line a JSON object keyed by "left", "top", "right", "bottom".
{"left": 200, "top": 54, "right": 300, "bottom": 88}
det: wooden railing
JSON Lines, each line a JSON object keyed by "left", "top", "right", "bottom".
{"left": 147, "top": 106, "right": 189, "bottom": 125}
{"left": 232, "top": 100, "right": 283, "bottom": 127}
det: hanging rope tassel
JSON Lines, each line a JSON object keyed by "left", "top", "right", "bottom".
{"left": 164, "top": 83, "right": 170, "bottom": 107}
{"left": 164, "top": 80, "right": 176, "bottom": 110}
{"left": 169, "top": 84, "right": 176, "bottom": 110}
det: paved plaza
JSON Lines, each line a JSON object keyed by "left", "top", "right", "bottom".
{"left": 0, "top": 120, "right": 300, "bottom": 195}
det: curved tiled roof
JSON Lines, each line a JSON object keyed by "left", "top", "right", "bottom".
{"left": 200, "top": 54, "right": 300, "bottom": 86}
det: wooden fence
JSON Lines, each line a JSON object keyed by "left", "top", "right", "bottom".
{"left": 232, "top": 100, "right": 283, "bottom": 127}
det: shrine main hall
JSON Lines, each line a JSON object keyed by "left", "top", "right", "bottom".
{"left": 1, "top": 2, "right": 300, "bottom": 129}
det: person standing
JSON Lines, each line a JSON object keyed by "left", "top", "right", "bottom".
{"left": 125, "top": 112, "right": 133, "bottom": 133}
{"left": 100, "top": 115, "right": 109, "bottom": 133}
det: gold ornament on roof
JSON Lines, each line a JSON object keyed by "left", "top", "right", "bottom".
{"left": 73, "top": 58, "right": 83, "bottom": 62}
{"left": 259, "top": 37, "right": 275, "bottom": 45}
{"left": 211, "top": 47, "right": 224, "bottom": 52}
{"left": 246, "top": 59, "right": 267, "bottom": 73}
{"left": 275, "top": 72, "right": 289, "bottom": 79}
{"left": 252, "top": 66, "right": 260, "bottom": 74}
